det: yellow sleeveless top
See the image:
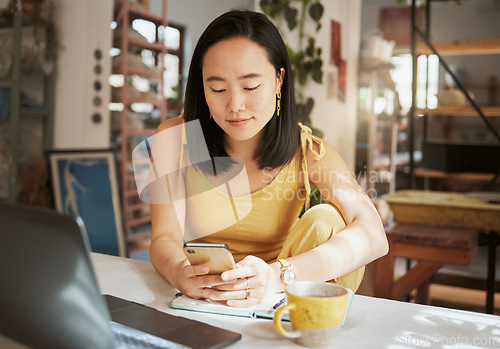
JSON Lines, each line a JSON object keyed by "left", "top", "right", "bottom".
{"left": 182, "top": 122, "right": 325, "bottom": 263}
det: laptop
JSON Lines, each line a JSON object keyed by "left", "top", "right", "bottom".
{"left": 0, "top": 202, "right": 241, "bottom": 349}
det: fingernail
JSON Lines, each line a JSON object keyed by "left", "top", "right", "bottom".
{"left": 221, "top": 272, "right": 228, "bottom": 280}
{"left": 227, "top": 300, "right": 233, "bottom": 306}
{"left": 201, "top": 266, "right": 209, "bottom": 273}
{"left": 210, "top": 293, "right": 216, "bottom": 300}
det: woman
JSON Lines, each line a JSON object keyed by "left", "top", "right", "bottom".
{"left": 149, "top": 10, "right": 388, "bottom": 307}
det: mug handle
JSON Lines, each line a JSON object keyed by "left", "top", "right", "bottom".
{"left": 273, "top": 303, "right": 300, "bottom": 338}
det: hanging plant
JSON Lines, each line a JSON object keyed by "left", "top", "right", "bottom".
{"left": 260, "top": 0, "right": 324, "bottom": 137}
{"left": 1, "top": 0, "right": 62, "bottom": 68}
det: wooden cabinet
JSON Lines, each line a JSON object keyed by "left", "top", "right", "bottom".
{"left": 111, "top": 0, "right": 167, "bottom": 238}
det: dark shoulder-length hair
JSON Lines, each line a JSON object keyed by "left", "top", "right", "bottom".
{"left": 183, "top": 10, "right": 299, "bottom": 172}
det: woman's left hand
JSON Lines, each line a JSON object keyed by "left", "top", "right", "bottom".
{"left": 209, "top": 255, "right": 278, "bottom": 307}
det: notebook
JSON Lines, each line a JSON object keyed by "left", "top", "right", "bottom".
{"left": 171, "top": 288, "right": 354, "bottom": 326}
{"left": 0, "top": 202, "right": 241, "bottom": 349}
{"left": 171, "top": 293, "right": 290, "bottom": 320}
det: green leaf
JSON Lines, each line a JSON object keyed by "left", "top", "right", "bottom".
{"left": 297, "top": 97, "right": 315, "bottom": 124}
{"left": 298, "top": 69, "right": 308, "bottom": 86}
{"left": 311, "top": 127, "right": 323, "bottom": 138}
{"left": 286, "top": 44, "right": 296, "bottom": 61}
{"left": 309, "top": 2, "right": 324, "bottom": 22}
{"left": 305, "top": 97, "right": 314, "bottom": 113}
{"left": 313, "top": 57, "right": 322, "bottom": 69}
{"left": 268, "top": 0, "right": 286, "bottom": 17}
{"left": 305, "top": 38, "right": 315, "bottom": 57}
{"left": 312, "top": 68, "right": 322, "bottom": 84}
{"left": 260, "top": 0, "right": 271, "bottom": 15}
{"left": 285, "top": 6, "right": 298, "bottom": 31}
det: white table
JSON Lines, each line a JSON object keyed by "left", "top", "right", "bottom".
{"left": 91, "top": 253, "right": 500, "bottom": 349}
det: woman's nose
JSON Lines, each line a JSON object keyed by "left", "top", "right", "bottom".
{"left": 227, "top": 90, "right": 246, "bottom": 113}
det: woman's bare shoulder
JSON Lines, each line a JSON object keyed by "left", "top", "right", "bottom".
{"left": 156, "top": 115, "right": 184, "bottom": 133}
{"left": 305, "top": 137, "right": 349, "bottom": 174}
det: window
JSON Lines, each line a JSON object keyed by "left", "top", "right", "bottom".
{"left": 390, "top": 54, "right": 439, "bottom": 112}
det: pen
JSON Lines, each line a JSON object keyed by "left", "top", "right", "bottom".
{"left": 272, "top": 297, "right": 286, "bottom": 309}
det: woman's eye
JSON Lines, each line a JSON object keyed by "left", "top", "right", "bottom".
{"left": 245, "top": 85, "right": 260, "bottom": 91}
{"left": 211, "top": 88, "right": 225, "bottom": 93}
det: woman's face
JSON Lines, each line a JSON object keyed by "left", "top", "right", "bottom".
{"left": 202, "top": 37, "right": 284, "bottom": 143}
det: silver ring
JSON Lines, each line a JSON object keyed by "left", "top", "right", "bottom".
{"left": 245, "top": 289, "right": 251, "bottom": 299}
{"left": 245, "top": 277, "right": 250, "bottom": 289}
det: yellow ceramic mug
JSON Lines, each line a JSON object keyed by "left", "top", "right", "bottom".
{"left": 273, "top": 281, "right": 349, "bottom": 348}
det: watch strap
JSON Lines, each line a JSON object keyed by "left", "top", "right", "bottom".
{"left": 278, "top": 259, "right": 290, "bottom": 268}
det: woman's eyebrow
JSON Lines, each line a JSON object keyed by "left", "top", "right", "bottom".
{"left": 238, "top": 73, "right": 262, "bottom": 80}
{"left": 206, "top": 73, "right": 262, "bottom": 82}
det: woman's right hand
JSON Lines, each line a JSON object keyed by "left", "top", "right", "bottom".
{"left": 172, "top": 260, "right": 231, "bottom": 300}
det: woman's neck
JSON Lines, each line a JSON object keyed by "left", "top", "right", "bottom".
{"left": 223, "top": 133, "right": 261, "bottom": 163}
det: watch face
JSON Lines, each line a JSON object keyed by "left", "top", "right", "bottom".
{"left": 283, "top": 268, "right": 296, "bottom": 284}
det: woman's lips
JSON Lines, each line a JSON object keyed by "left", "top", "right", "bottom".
{"left": 227, "top": 118, "right": 252, "bottom": 127}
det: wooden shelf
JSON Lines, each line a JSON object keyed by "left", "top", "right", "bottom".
{"left": 124, "top": 128, "right": 156, "bottom": 136}
{"left": 115, "top": 5, "right": 166, "bottom": 26}
{"left": 125, "top": 189, "right": 139, "bottom": 198}
{"left": 113, "top": 0, "right": 167, "bottom": 231}
{"left": 113, "top": 66, "right": 162, "bottom": 79}
{"left": 114, "top": 36, "right": 166, "bottom": 53}
{"left": 414, "top": 167, "right": 496, "bottom": 181}
{"left": 20, "top": 107, "right": 50, "bottom": 118}
{"left": 0, "top": 14, "right": 51, "bottom": 29}
{"left": 110, "top": 126, "right": 156, "bottom": 135}
{"left": 416, "top": 38, "right": 500, "bottom": 56}
{"left": 126, "top": 215, "right": 151, "bottom": 227}
{"left": 359, "top": 58, "right": 394, "bottom": 73}
{"left": 126, "top": 202, "right": 150, "bottom": 213}
{"left": 416, "top": 106, "right": 500, "bottom": 117}
{"left": 127, "top": 230, "right": 152, "bottom": 245}
{"left": 124, "top": 99, "right": 163, "bottom": 106}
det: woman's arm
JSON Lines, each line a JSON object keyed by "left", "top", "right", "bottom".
{"left": 148, "top": 117, "right": 187, "bottom": 288}
{"left": 148, "top": 117, "right": 228, "bottom": 297}
{"left": 212, "top": 139, "right": 388, "bottom": 307}
{"left": 282, "top": 140, "right": 389, "bottom": 283}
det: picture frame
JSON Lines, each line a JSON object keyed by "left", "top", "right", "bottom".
{"left": 47, "top": 149, "right": 127, "bottom": 257}
{"left": 330, "top": 19, "right": 342, "bottom": 67}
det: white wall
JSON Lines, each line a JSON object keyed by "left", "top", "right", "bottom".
{"left": 53, "top": 0, "right": 113, "bottom": 149}
{"left": 303, "top": 0, "right": 362, "bottom": 171}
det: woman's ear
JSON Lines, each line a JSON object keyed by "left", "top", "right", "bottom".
{"left": 276, "top": 68, "right": 285, "bottom": 92}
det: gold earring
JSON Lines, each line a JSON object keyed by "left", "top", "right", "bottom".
{"left": 276, "top": 91, "right": 281, "bottom": 117}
